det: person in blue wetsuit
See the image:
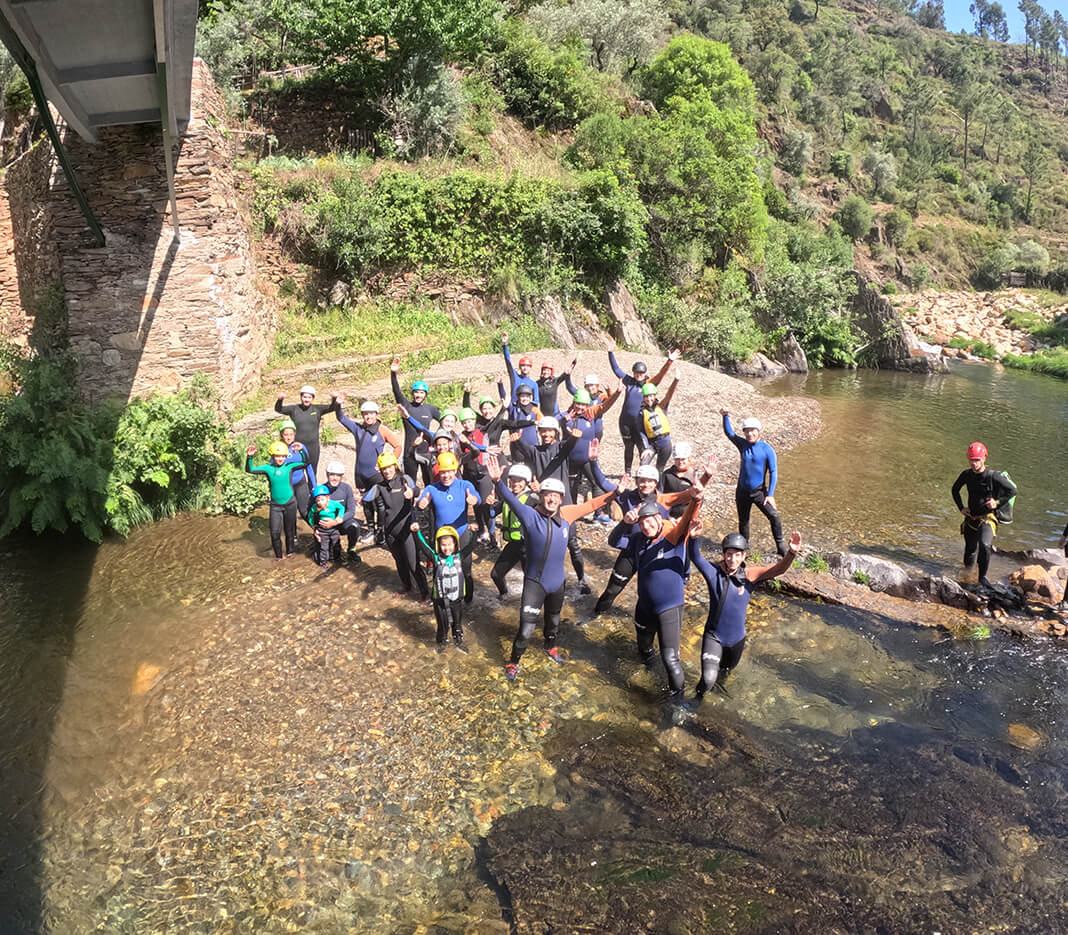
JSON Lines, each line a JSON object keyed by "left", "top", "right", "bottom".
{"left": 688, "top": 528, "right": 801, "bottom": 696}
{"left": 486, "top": 454, "right": 617, "bottom": 681}
{"left": 390, "top": 357, "right": 441, "bottom": 486}
{"left": 337, "top": 397, "right": 403, "bottom": 543}
{"left": 562, "top": 385, "right": 621, "bottom": 523}
{"left": 279, "top": 419, "right": 315, "bottom": 520}
{"left": 501, "top": 331, "right": 540, "bottom": 406}
{"left": 323, "top": 459, "right": 361, "bottom": 561}
{"left": 609, "top": 346, "right": 679, "bottom": 474}
{"left": 722, "top": 410, "right": 786, "bottom": 557}
{"left": 625, "top": 488, "right": 705, "bottom": 701}
{"left": 416, "top": 452, "right": 481, "bottom": 603}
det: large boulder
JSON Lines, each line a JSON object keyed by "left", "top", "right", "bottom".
{"left": 912, "top": 574, "right": 982, "bottom": 611}
{"left": 1009, "top": 565, "right": 1064, "bottom": 605}
{"left": 775, "top": 331, "right": 809, "bottom": 373}
{"left": 725, "top": 352, "right": 788, "bottom": 377}
{"left": 851, "top": 274, "right": 948, "bottom": 373}
{"left": 605, "top": 279, "right": 659, "bottom": 354}
{"left": 824, "top": 551, "right": 916, "bottom": 598}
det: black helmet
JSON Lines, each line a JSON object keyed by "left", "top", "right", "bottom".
{"left": 721, "top": 533, "right": 748, "bottom": 552}
{"left": 632, "top": 361, "right": 648, "bottom": 374}
{"left": 637, "top": 501, "right": 662, "bottom": 519}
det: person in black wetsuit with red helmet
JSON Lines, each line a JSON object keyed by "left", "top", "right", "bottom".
{"left": 950, "top": 441, "right": 1017, "bottom": 588}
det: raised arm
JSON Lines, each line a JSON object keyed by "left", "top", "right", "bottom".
{"left": 589, "top": 385, "right": 622, "bottom": 419}
{"left": 559, "top": 488, "right": 617, "bottom": 524}
{"left": 651, "top": 350, "right": 679, "bottom": 389}
{"left": 687, "top": 537, "right": 719, "bottom": 590}
{"left": 665, "top": 488, "right": 703, "bottom": 546}
{"left": 608, "top": 350, "right": 627, "bottom": 380}
{"left": 274, "top": 397, "right": 294, "bottom": 416}
{"left": 661, "top": 378, "right": 679, "bottom": 411}
{"left": 391, "top": 365, "right": 411, "bottom": 407}
{"left": 749, "top": 532, "right": 802, "bottom": 583}
{"left": 335, "top": 403, "right": 361, "bottom": 435}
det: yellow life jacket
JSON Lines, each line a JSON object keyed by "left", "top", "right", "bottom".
{"left": 642, "top": 406, "right": 670, "bottom": 439}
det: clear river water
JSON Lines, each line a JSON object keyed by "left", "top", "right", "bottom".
{"left": 1, "top": 360, "right": 1067, "bottom": 934}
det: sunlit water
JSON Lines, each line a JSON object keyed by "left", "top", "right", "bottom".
{"left": 1, "top": 362, "right": 1067, "bottom": 932}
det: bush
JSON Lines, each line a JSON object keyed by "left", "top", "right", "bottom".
{"left": 910, "top": 264, "right": 932, "bottom": 289}
{"left": 377, "top": 59, "right": 467, "bottom": 160}
{"left": 641, "top": 34, "right": 756, "bottom": 114}
{"left": 1015, "top": 240, "right": 1050, "bottom": 279}
{"left": 883, "top": 208, "right": 911, "bottom": 247}
{"left": 804, "top": 552, "right": 829, "bottom": 573}
{"left": 835, "top": 195, "right": 873, "bottom": 241}
{"left": 829, "top": 150, "right": 853, "bottom": 181}
{"left": 862, "top": 145, "right": 898, "bottom": 198}
{"left": 937, "top": 164, "right": 962, "bottom": 185}
{"left": 1047, "top": 265, "right": 1068, "bottom": 294}
{"left": 780, "top": 129, "right": 814, "bottom": 177}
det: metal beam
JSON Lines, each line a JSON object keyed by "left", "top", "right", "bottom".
{"left": 0, "top": 8, "right": 104, "bottom": 245}
{"left": 89, "top": 107, "right": 161, "bottom": 126}
{"left": 57, "top": 58, "right": 157, "bottom": 85}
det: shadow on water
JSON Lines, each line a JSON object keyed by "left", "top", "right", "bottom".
{"left": 0, "top": 125, "right": 180, "bottom": 932}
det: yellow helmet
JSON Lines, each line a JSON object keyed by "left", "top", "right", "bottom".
{"left": 377, "top": 451, "right": 399, "bottom": 470}
{"left": 435, "top": 525, "right": 459, "bottom": 544}
{"left": 268, "top": 442, "right": 289, "bottom": 458}
{"left": 436, "top": 452, "right": 459, "bottom": 472}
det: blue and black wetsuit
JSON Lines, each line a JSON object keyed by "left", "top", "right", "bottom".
{"left": 609, "top": 352, "right": 672, "bottom": 474}
{"left": 284, "top": 444, "right": 315, "bottom": 519}
{"left": 337, "top": 406, "right": 402, "bottom": 534}
{"left": 503, "top": 343, "right": 540, "bottom": 406}
{"left": 497, "top": 481, "right": 615, "bottom": 664}
{"left": 688, "top": 538, "right": 754, "bottom": 690}
{"left": 392, "top": 371, "right": 441, "bottom": 485}
{"left": 326, "top": 478, "right": 360, "bottom": 553}
{"left": 368, "top": 472, "right": 428, "bottom": 599}
{"left": 417, "top": 477, "right": 481, "bottom": 601}
{"left": 724, "top": 413, "right": 785, "bottom": 556}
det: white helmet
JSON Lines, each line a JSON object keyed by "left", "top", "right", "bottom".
{"left": 672, "top": 441, "right": 693, "bottom": 459}
{"left": 540, "top": 478, "right": 566, "bottom": 495}
{"left": 635, "top": 465, "right": 659, "bottom": 482}
{"left": 326, "top": 460, "right": 346, "bottom": 475}
{"left": 299, "top": 385, "right": 316, "bottom": 397}
{"left": 537, "top": 416, "right": 560, "bottom": 431}
{"left": 360, "top": 400, "right": 380, "bottom": 414}
{"left": 584, "top": 373, "right": 600, "bottom": 386}
{"left": 740, "top": 417, "right": 762, "bottom": 431}
{"left": 508, "top": 464, "right": 532, "bottom": 482}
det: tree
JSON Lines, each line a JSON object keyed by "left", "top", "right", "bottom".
{"left": 1020, "top": 137, "right": 1046, "bottom": 221}
{"left": 900, "top": 75, "right": 940, "bottom": 145}
{"left": 836, "top": 195, "right": 874, "bottom": 241}
{"left": 641, "top": 34, "right": 756, "bottom": 113}
{"left": 914, "top": 0, "right": 946, "bottom": 28}
{"left": 863, "top": 145, "right": 898, "bottom": 198}
{"left": 970, "top": 0, "right": 1008, "bottom": 39}
{"left": 527, "top": 0, "right": 668, "bottom": 75}
{"left": 1019, "top": 0, "right": 1042, "bottom": 64}
{"left": 781, "top": 129, "right": 813, "bottom": 176}
{"left": 950, "top": 75, "right": 985, "bottom": 169}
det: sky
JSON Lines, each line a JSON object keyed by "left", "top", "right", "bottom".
{"left": 943, "top": 0, "right": 1068, "bottom": 43}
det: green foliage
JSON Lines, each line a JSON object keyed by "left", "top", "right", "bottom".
{"left": 852, "top": 570, "right": 871, "bottom": 585}
{"left": 883, "top": 208, "right": 911, "bottom": 248}
{"left": 829, "top": 150, "right": 853, "bottom": 181}
{"left": 215, "top": 456, "right": 267, "bottom": 515}
{"left": 377, "top": 59, "right": 467, "bottom": 159}
{"left": 862, "top": 144, "right": 897, "bottom": 198}
{"left": 641, "top": 34, "right": 756, "bottom": 114}
{"left": 804, "top": 552, "right": 829, "bottom": 573}
{"left": 1003, "top": 347, "right": 1068, "bottom": 379}
{"left": 780, "top": 129, "right": 814, "bottom": 177}
{"left": 490, "top": 19, "right": 611, "bottom": 130}
{"left": 937, "top": 164, "right": 962, "bottom": 184}
{"left": 255, "top": 162, "right": 647, "bottom": 297}
{"left": 835, "top": 195, "right": 873, "bottom": 241}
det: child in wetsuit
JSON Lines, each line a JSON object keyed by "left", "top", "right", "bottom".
{"left": 412, "top": 524, "right": 475, "bottom": 651}
{"left": 246, "top": 441, "right": 308, "bottom": 559}
{"left": 306, "top": 484, "right": 345, "bottom": 568}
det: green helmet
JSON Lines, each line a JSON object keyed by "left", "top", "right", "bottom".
{"left": 441, "top": 409, "right": 458, "bottom": 422}
{"left": 641, "top": 382, "right": 659, "bottom": 397}
{"left": 572, "top": 389, "right": 592, "bottom": 406}
{"left": 278, "top": 418, "right": 297, "bottom": 434}
{"left": 478, "top": 395, "right": 497, "bottom": 409}
{"left": 459, "top": 407, "right": 477, "bottom": 422}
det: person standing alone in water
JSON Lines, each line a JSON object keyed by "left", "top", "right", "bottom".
{"left": 951, "top": 442, "right": 1017, "bottom": 588}
{"left": 721, "top": 410, "right": 786, "bottom": 557}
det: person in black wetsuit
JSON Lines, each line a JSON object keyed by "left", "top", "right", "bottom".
{"left": 390, "top": 358, "right": 441, "bottom": 486}
{"left": 950, "top": 441, "right": 1017, "bottom": 588}
{"left": 688, "top": 528, "right": 801, "bottom": 697}
{"left": 661, "top": 441, "right": 697, "bottom": 518}
{"left": 323, "top": 459, "right": 361, "bottom": 561}
{"left": 366, "top": 452, "right": 429, "bottom": 602}
{"left": 608, "top": 346, "right": 679, "bottom": 474}
{"left": 536, "top": 358, "right": 576, "bottom": 416}
{"left": 489, "top": 463, "right": 533, "bottom": 597}
{"left": 275, "top": 384, "right": 338, "bottom": 478}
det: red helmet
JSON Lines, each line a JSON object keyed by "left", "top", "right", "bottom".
{"left": 966, "top": 442, "right": 988, "bottom": 460}
{"left": 540, "top": 363, "right": 554, "bottom": 375}
{"left": 518, "top": 355, "right": 533, "bottom": 368}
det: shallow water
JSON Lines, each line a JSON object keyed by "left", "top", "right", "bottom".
{"left": 2, "top": 363, "right": 1068, "bottom": 933}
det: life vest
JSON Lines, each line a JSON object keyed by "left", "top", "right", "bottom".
{"left": 434, "top": 555, "right": 464, "bottom": 602}
{"left": 642, "top": 406, "right": 670, "bottom": 439}
{"left": 501, "top": 492, "right": 529, "bottom": 542}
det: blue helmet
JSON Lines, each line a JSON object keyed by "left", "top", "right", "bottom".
{"left": 312, "top": 484, "right": 331, "bottom": 498}
{"left": 412, "top": 380, "right": 429, "bottom": 394}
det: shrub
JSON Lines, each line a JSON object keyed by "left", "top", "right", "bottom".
{"left": 910, "top": 264, "right": 932, "bottom": 289}
{"left": 852, "top": 570, "right": 871, "bottom": 585}
{"left": 937, "top": 164, "right": 962, "bottom": 185}
{"left": 836, "top": 195, "right": 873, "bottom": 241}
{"left": 883, "top": 208, "right": 911, "bottom": 248}
{"left": 1047, "top": 265, "right": 1068, "bottom": 294}
{"left": 377, "top": 59, "right": 467, "bottom": 160}
{"left": 829, "top": 150, "right": 853, "bottom": 181}
{"left": 862, "top": 145, "right": 898, "bottom": 198}
{"left": 804, "top": 552, "right": 829, "bottom": 573}
{"left": 641, "top": 34, "right": 755, "bottom": 113}
{"left": 780, "top": 129, "right": 814, "bottom": 177}
{"left": 1015, "top": 240, "right": 1050, "bottom": 279}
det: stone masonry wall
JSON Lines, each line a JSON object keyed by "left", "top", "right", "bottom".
{"left": 0, "top": 60, "right": 272, "bottom": 405}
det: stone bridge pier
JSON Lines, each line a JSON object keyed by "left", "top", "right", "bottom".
{"left": 0, "top": 60, "right": 271, "bottom": 406}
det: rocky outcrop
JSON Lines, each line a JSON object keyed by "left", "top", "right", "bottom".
{"left": 1009, "top": 565, "right": 1065, "bottom": 605}
{"left": 725, "top": 352, "right": 787, "bottom": 377}
{"left": 890, "top": 288, "right": 1066, "bottom": 359}
{"left": 852, "top": 274, "right": 948, "bottom": 373}
{"left": 604, "top": 279, "right": 659, "bottom": 354}
{"left": 825, "top": 551, "right": 915, "bottom": 597}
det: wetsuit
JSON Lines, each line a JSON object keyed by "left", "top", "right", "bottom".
{"left": 246, "top": 450, "right": 307, "bottom": 558}
{"left": 336, "top": 406, "right": 402, "bottom": 535}
{"left": 624, "top": 494, "right": 702, "bottom": 697}
{"left": 536, "top": 368, "right": 572, "bottom": 417}
{"left": 639, "top": 379, "right": 678, "bottom": 472}
{"left": 661, "top": 464, "right": 696, "bottom": 518}
{"left": 724, "top": 414, "right": 785, "bottom": 556}
{"left": 306, "top": 499, "right": 345, "bottom": 566}
{"left": 951, "top": 467, "right": 1017, "bottom": 580}
{"left": 417, "top": 477, "right": 481, "bottom": 602}
{"left": 284, "top": 444, "right": 315, "bottom": 519}
{"left": 491, "top": 489, "right": 532, "bottom": 596}
{"left": 367, "top": 472, "right": 428, "bottom": 598}
{"left": 415, "top": 531, "right": 474, "bottom": 647}
{"left": 326, "top": 479, "right": 360, "bottom": 554}
{"left": 609, "top": 352, "right": 672, "bottom": 474}
{"left": 496, "top": 481, "right": 615, "bottom": 664}
{"left": 562, "top": 388, "right": 621, "bottom": 506}
{"left": 688, "top": 539, "right": 753, "bottom": 689}
{"left": 506, "top": 399, "right": 542, "bottom": 462}
{"left": 274, "top": 398, "right": 336, "bottom": 477}
{"left": 391, "top": 371, "right": 441, "bottom": 486}
{"left": 565, "top": 375, "right": 606, "bottom": 442}
{"left": 591, "top": 460, "right": 696, "bottom": 615}
{"left": 514, "top": 429, "right": 590, "bottom": 586}
{"left": 1063, "top": 520, "right": 1068, "bottom": 603}
{"left": 503, "top": 343, "right": 540, "bottom": 406}
{"left": 460, "top": 425, "right": 497, "bottom": 544}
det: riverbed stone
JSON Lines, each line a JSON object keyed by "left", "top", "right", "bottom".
{"left": 1009, "top": 564, "right": 1062, "bottom": 604}
{"left": 825, "top": 551, "right": 915, "bottom": 597}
